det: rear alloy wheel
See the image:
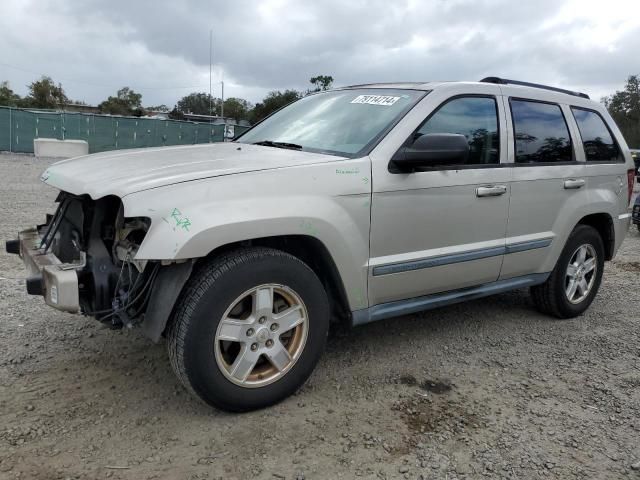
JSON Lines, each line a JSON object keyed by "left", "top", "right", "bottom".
{"left": 564, "top": 244, "right": 597, "bottom": 305}
{"left": 168, "top": 247, "right": 329, "bottom": 412}
{"left": 531, "top": 225, "right": 604, "bottom": 319}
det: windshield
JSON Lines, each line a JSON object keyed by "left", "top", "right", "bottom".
{"left": 237, "top": 88, "right": 426, "bottom": 157}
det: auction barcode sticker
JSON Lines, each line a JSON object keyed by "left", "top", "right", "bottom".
{"left": 350, "top": 95, "right": 400, "bottom": 106}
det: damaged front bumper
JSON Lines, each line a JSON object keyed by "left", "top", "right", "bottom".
{"left": 6, "top": 228, "right": 84, "bottom": 313}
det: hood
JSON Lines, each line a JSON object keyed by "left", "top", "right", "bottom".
{"left": 41, "top": 142, "right": 344, "bottom": 199}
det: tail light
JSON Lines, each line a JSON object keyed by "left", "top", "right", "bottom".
{"left": 628, "top": 169, "right": 635, "bottom": 205}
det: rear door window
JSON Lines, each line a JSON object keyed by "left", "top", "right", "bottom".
{"left": 510, "top": 99, "right": 573, "bottom": 164}
{"left": 571, "top": 108, "right": 620, "bottom": 162}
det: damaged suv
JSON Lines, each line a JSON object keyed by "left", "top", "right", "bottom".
{"left": 7, "top": 78, "right": 635, "bottom": 411}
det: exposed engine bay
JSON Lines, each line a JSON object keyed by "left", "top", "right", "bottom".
{"left": 40, "top": 192, "right": 155, "bottom": 328}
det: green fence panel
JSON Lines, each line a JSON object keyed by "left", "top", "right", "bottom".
{"left": 194, "top": 124, "right": 211, "bottom": 144}
{"left": 234, "top": 125, "right": 250, "bottom": 138}
{"left": 1, "top": 107, "right": 249, "bottom": 154}
{"left": 0, "top": 108, "right": 10, "bottom": 151}
{"left": 214, "top": 124, "right": 226, "bottom": 142}
{"left": 137, "top": 118, "right": 156, "bottom": 148}
{"left": 13, "top": 109, "right": 37, "bottom": 153}
{"left": 91, "top": 115, "right": 117, "bottom": 153}
{"left": 163, "top": 120, "right": 191, "bottom": 146}
{"left": 35, "top": 112, "right": 63, "bottom": 141}
{"left": 161, "top": 121, "right": 177, "bottom": 146}
{"left": 181, "top": 123, "right": 191, "bottom": 144}
{"left": 114, "top": 117, "right": 137, "bottom": 150}
{"left": 63, "top": 112, "right": 91, "bottom": 144}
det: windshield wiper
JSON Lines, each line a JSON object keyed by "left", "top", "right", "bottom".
{"left": 253, "top": 140, "right": 303, "bottom": 150}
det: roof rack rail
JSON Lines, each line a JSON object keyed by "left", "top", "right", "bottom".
{"left": 343, "top": 82, "right": 428, "bottom": 88}
{"left": 480, "top": 77, "right": 590, "bottom": 99}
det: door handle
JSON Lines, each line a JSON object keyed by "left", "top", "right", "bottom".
{"left": 564, "top": 178, "right": 585, "bottom": 189}
{"left": 476, "top": 185, "right": 507, "bottom": 197}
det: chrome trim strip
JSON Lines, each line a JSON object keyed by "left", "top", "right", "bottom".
{"left": 505, "top": 238, "right": 552, "bottom": 254}
{"left": 372, "top": 238, "right": 552, "bottom": 277}
{"left": 351, "top": 273, "right": 550, "bottom": 326}
{"left": 372, "top": 246, "right": 504, "bottom": 276}
{"left": 368, "top": 238, "right": 505, "bottom": 268}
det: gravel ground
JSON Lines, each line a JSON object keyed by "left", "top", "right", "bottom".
{"left": 1, "top": 152, "right": 639, "bottom": 480}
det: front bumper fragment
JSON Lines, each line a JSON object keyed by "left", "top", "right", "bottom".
{"left": 6, "top": 228, "right": 81, "bottom": 313}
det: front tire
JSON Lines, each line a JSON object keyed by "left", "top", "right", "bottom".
{"left": 531, "top": 225, "right": 604, "bottom": 319}
{"left": 168, "top": 247, "right": 330, "bottom": 412}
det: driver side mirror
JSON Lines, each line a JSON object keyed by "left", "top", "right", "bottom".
{"left": 390, "top": 133, "right": 469, "bottom": 172}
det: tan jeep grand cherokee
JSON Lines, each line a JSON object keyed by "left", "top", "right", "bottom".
{"left": 7, "top": 77, "right": 635, "bottom": 411}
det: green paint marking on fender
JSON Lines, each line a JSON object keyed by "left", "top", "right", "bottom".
{"left": 163, "top": 208, "right": 192, "bottom": 232}
{"left": 336, "top": 167, "right": 360, "bottom": 175}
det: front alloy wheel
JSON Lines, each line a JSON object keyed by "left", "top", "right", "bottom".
{"left": 215, "top": 284, "right": 309, "bottom": 387}
{"left": 168, "top": 247, "right": 329, "bottom": 412}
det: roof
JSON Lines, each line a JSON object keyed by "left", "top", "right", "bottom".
{"left": 341, "top": 78, "right": 592, "bottom": 102}
{"left": 341, "top": 82, "right": 442, "bottom": 91}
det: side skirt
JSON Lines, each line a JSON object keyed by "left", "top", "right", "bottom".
{"left": 350, "top": 273, "right": 550, "bottom": 327}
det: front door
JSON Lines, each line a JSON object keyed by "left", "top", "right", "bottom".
{"left": 368, "top": 92, "right": 511, "bottom": 306}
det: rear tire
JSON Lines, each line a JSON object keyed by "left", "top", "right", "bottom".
{"left": 167, "top": 247, "right": 330, "bottom": 412}
{"left": 531, "top": 225, "right": 604, "bottom": 319}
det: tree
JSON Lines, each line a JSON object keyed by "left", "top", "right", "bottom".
{"left": 250, "top": 90, "right": 301, "bottom": 123}
{"left": 21, "top": 76, "right": 68, "bottom": 109}
{"left": 223, "top": 97, "right": 253, "bottom": 122}
{"left": 0, "top": 81, "right": 21, "bottom": 107}
{"left": 175, "top": 92, "right": 218, "bottom": 116}
{"left": 604, "top": 75, "right": 640, "bottom": 148}
{"left": 309, "top": 75, "right": 334, "bottom": 92}
{"left": 147, "top": 104, "right": 169, "bottom": 113}
{"left": 168, "top": 107, "right": 185, "bottom": 120}
{"left": 99, "top": 87, "right": 143, "bottom": 116}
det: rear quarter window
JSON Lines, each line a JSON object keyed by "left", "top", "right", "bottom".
{"left": 571, "top": 107, "right": 620, "bottom": 162}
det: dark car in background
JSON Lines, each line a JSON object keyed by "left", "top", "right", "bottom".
{"left": 632, "top": 150, "right": 639, "bottom": 231}
{"left": 632, "top": 149, "right": 639, "bottom": 178}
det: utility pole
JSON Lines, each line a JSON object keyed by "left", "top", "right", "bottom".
{"left": 221, "top": 80, "right": 224, "bottom": 119}
{"left": 209, "top": 29, "right": 213, "bottom": 119}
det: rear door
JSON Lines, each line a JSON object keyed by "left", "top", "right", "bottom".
{"left": 499, "top": 94, "right": 586, "bottom": 279}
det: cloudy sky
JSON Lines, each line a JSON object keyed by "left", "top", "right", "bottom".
{"left": 1, "top": 0, "right": 639, "bottom": 108}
